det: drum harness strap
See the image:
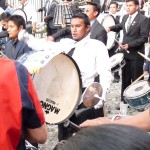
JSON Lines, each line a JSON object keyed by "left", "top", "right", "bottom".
{"left": 67, "top": 41, "right": 77, "bottom": 57}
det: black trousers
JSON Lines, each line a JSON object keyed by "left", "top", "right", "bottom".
{"left": 58, "top": 103, "right": 104, "bottom": 141}
{"left": 121, "top": 59, "right": 144, "bottom": 102}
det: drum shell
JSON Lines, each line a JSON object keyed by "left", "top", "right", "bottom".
{"left": 124, "top": 93, "right": 150, "bottom": 109}
{"left": 110, "top": 53, "right": 125, "bottom": 73}
{"left": 123, "top": 80, "right": 150, "bottom": 109}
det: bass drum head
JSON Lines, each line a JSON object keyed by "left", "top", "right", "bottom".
{"left": 123, "top": 80, "right": 150, "bottom": 99}
{"left": 98, "top": 14, "right": 116, "bottom": 50}
{"left": 33, "top": 54, "right": 82, "bottom": 124}
{"left": 12, "top": 8, "right": 27, "bottom": 23}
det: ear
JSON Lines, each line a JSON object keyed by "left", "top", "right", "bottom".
{"left": 94, "top": 11, "right": 98, "bottom": 17}
{"left": 86, "top": 25, "right": 91, "bottom": 32}
{"left": 19, "top": 25, "right": 24, "bottom": 31}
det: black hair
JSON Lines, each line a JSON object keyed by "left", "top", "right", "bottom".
{"left": 62, "top": 124, "right": 150, "bottom": 150}
{"left": 86, "top": 2, "right": 101, "bottom": 17}
{"left": 9, "top": 15, "right": 26, "bottom": 29}
{"left": 126, "top": 0, "right": 139, "bottom": 5}
{"left": 71, "top": 13, "right": 90, "bottom": 27}
{"left": 110, "top": 1, "right": 119, "bottom": 8}
{"left": 0, "top": 12, "right": 11, "bottom": 22}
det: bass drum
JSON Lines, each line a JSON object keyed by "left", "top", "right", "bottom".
{"left": 17, "top": 51, "right": 82, "bottom": 124}
{"left": 97, "top": 14, "right": 116, "bottom": 50}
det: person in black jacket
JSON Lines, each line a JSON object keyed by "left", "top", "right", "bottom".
{"left": 105, "top": 0, "right": 149, "bottom": 103}
{"left": 47, "top": 2, "right": 107, "bottom": 45}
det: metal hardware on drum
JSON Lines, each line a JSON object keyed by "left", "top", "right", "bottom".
{"left": 25, "top": 141, "right": 37, "bottom": 150}
{"left": 63, "top": 119, "right": 80, "bottom": 131}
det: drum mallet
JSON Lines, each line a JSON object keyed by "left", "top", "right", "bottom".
{"left": 131, "top": 73, "right": 145, "bottom": 85}
{"left": 138, "top": 52, "right": 150, "bottom": 62}
{"left": 114, "top": 39, "right": 129, "bottom": 53}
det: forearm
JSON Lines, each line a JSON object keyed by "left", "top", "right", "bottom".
{"left": 25, "top": 123, "right": 47, "bottom": 144}
{"left": 114, "top": 109, "right": 150, "bottom": 131}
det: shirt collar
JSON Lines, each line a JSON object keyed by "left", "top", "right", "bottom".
{"left": 90, "top": 19, "right": 96, "bottom": 26}
{"left": 129, "top": 11, "right": 138, "bottom": 18}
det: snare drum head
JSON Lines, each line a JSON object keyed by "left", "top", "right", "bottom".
{"left": 33, "top": 54, "right": 82, "bottom": 124}
{"left": 123, "top": 80, "right": 150, "bottom": 99}
{"left": 110, "top": 53, "right": 124, "bottom": 68}
{"left": 99, "top": 14, "right": 116, "bottom": 50}
{"left": 12, "top": 8, "right": 27, "bottom": 23}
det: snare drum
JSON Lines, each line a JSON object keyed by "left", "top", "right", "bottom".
{"left": 18, "top": 51, "right": 82, "bottom": 124}
{"left": 123, "top": 80, "right": 150, "bottom": 109}
{"left": 110, "top": 53, "right": 125, "bottom": 73}
{"left": 97, "top": 14, "right": 116, "bottom": 50}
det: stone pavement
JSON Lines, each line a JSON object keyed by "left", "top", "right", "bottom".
{"left": 38, "top": 78, "right": 149, "bottom": 150}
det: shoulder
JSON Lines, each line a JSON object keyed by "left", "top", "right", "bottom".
{"left": 85, "top": 39, "right": 106, "bottom": 48}
{"left": 5, "top": 39, "right": 12, "bottom": 46}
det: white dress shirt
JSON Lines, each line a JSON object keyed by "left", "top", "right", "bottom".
{"left": 58, "top": 36, "right": 112, "bottom": 100}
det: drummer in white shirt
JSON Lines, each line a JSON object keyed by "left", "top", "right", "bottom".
{"left": 18, "top": 12, "right": 111, "bottom": 141}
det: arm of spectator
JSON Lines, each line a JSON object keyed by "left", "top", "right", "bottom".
{"left": 80, "top": 109, "right": 150, "bottom": 131}
{"left": 52, "top": 27, "right": 71, "bottom": 41}
{"left": 25, "top": 123, "right": 47, "bottom": 144}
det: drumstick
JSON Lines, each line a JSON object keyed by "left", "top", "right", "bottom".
{"left": 131, "top": 73, "right": 145, "bottom": 85}
{"left": 138, "top": 52, "right": 150, "bottom": 62}
{"left": 114, "top": 39, "right": 129, "bottom": 53}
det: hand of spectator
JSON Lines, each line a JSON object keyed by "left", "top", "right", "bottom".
{"left": 79, "top": 117, "right": 112, "bottom": 128}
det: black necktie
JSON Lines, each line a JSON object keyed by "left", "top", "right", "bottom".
{"left": 68, "top": 47, "right": 75, "bottom": 57}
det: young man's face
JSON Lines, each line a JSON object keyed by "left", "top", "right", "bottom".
{"left": 7, "top": 21, "right": 23, "bottom": 39}
{"left": 84, "top": 4, "right": 98, "bottom": 21}
{"left": 109, "top": 4, "right": 118, "bottom": 14}
{"left": 1, "top": 20, "right": 8, "bottom": 29}
{"left": 71, "top": 18, "right": 90, "bottom": 41}
{"left": 126, "top": 1, "right": 139, "bottom": 15}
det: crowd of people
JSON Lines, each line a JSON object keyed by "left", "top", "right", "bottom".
{"left": 0, "top": 0, "right": 150, "bottom": 149}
